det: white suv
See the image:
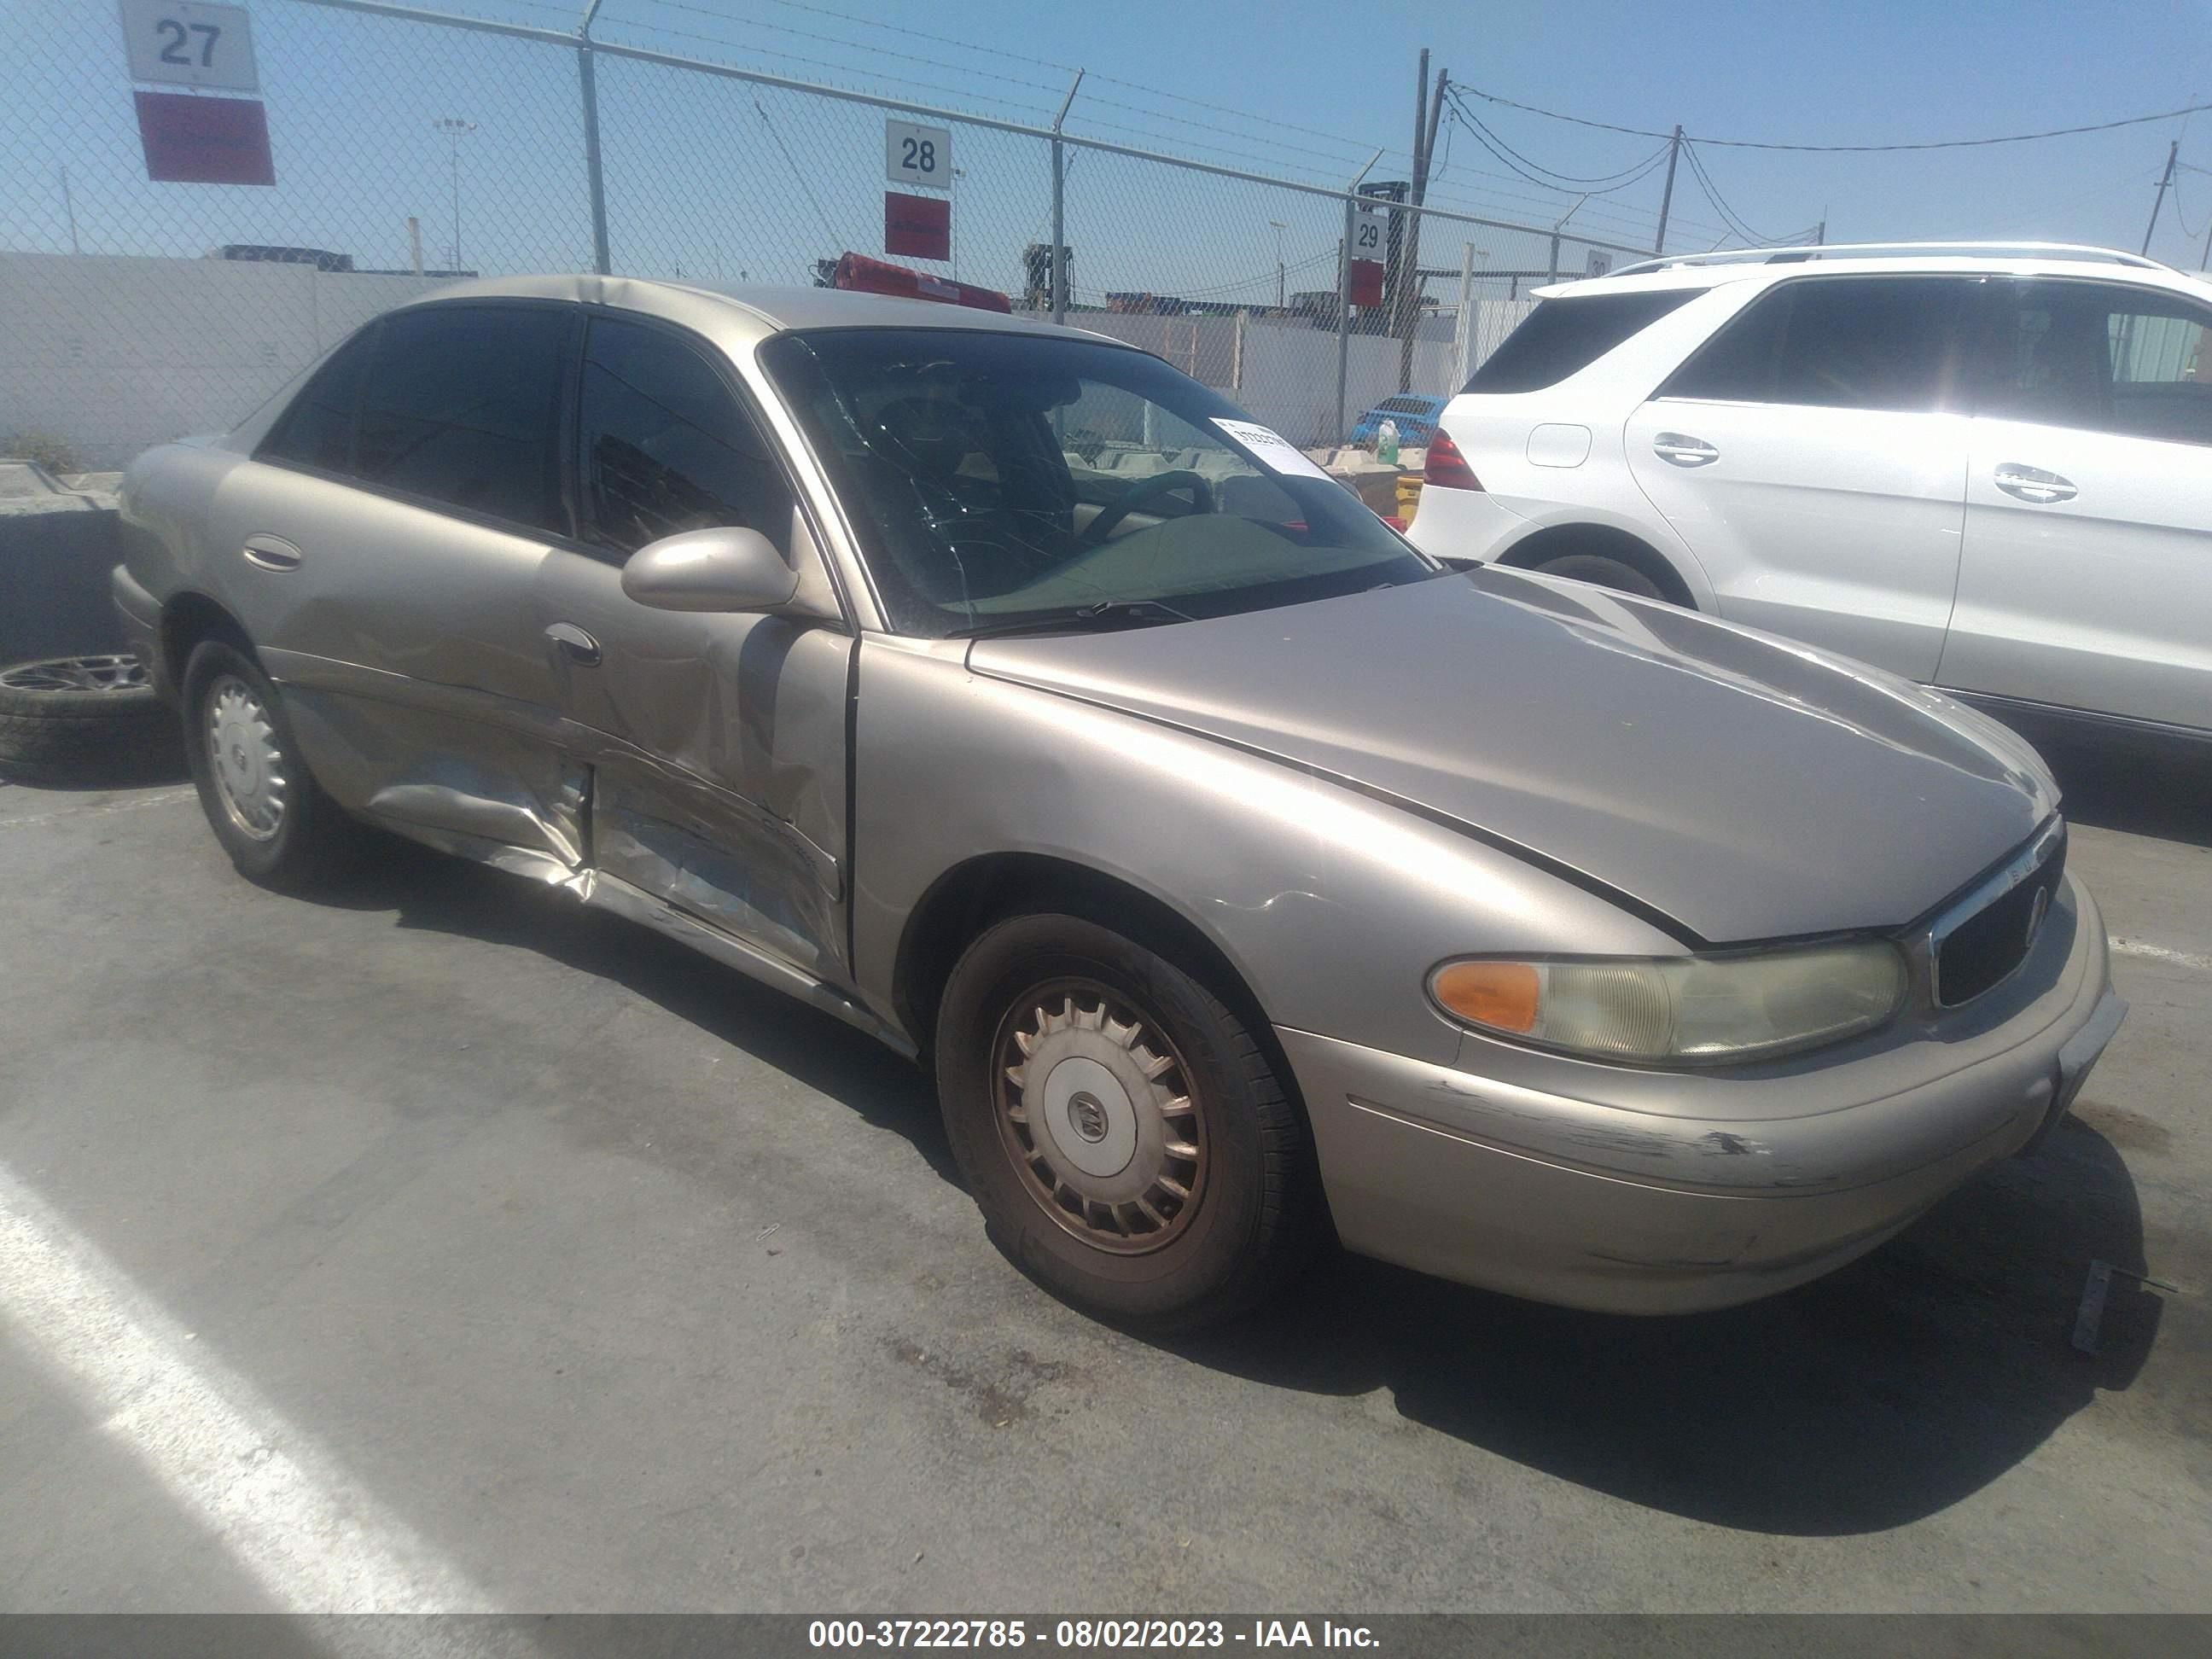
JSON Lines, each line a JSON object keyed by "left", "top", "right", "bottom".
{"left": 1408, "top": 242, "right": 2212, "bottom": 747}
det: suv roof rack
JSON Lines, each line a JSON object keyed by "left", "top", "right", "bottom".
{"left": 1607, "top": 242, "right": 2173, "bottom": 279}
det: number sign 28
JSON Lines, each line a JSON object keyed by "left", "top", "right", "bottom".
{"left": 886, "top": 119, "right": 953, "bottom": 189}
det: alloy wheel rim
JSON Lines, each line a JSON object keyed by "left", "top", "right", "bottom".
{"left": 205, "top": 675, "right": 287, "bottom": 841}
{"left": 992, "top": 977, "right": 1207, "bottom": 1254}
{"left": 1, "top": 655, "right": 147, "bottom": 694}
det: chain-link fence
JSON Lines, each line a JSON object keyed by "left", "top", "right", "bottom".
{"left": 0, "top": 0, "right": 1649, "bottom": 467}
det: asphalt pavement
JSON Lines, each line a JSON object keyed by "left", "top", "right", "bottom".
{"left": 1, "top": 736, "right": 2207, "bottom": 1615}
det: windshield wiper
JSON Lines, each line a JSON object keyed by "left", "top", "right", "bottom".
{"left": 952, "top": 597, "right": 1196, "bottom": 641}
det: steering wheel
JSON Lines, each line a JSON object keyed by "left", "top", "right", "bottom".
{"left": 1080, "top": 469, "right": 1217, "bottom": 548}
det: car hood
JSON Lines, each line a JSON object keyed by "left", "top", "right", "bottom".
{"left": 966, "top": 567, "right": 2057, "bottom": 944}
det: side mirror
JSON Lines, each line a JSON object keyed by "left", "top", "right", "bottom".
{"left": 620, "top": 527, "right": 800, "bottom": 614}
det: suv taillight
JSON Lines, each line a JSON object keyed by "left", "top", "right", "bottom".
{"left": 1423, "top": 429, "right": 1483, "bottom": 491}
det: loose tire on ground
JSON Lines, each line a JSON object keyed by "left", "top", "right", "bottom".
{"left": 181, "top": 640, "right": 361, "bottom": 889}
{"left": 934, "top": 911, "right": 1319, "bottom": 1332}
{"left": 0, "top": 655, "right": 182, "bottom": 785}
{"left": 1534, "top": 552, "right": 1668, "bottom": 601}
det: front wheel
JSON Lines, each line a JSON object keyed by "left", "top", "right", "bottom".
{"left": 935, "top": 912, "right": 1318, "bottom": 1331}
{"left": 182, "top": 640, "right": 358, "bottom": 889}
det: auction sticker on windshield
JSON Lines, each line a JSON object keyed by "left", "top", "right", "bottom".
{"left": 1212, "top": 419, "right": 1334, "bottom": 481}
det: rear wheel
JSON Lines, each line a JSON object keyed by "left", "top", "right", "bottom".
{"left": 1534, "top": 551, "right": 1667, "bottom": 600}
{"left": 181, "top": 641, "right": 358, "bottom": 889}
{"left": 935, "top": 912, "right": 1318, "bottom": 1331}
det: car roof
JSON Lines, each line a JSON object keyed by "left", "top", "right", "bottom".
{"left": 1532, "top": 242, "right": 2212, "bottom": 306}
{"left": 379, "top": 272, "right": 1109, "bottom": 346}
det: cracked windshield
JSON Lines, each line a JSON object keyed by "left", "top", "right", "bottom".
{"left": 764, "top": 328, "right": 1435, "bottom": 636}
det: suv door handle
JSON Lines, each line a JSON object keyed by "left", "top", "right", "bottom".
{"left": 544, "top": 622, "right": 601, "bottom": 667}
{"left": 1651, "top": 433, "right": 1720, "bottom": 467}
{"left": 242, "top": 534, "right": 302, "bottom": 572}
{"left": 1994, "top": 464, "right": 2077, "bottom": 505}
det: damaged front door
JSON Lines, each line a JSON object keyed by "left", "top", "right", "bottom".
{"left": 538, "top": 311, "right": 852, "bottom": 981}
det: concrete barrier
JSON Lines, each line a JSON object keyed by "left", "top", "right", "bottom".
{"left": 1, "top": 463, "right": 126, "bottom": 664}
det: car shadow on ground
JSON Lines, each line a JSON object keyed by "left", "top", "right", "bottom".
{"left": 1161, "top": 1113, "right": 2159, "bottom": 1536}
{"left": 301, "top": 834, "right": 959, "bottom": 1186}
{"left": 301, "top": 834, "right": 2159, "bottom": 1540}
{"left": 2005, "top": 720, "right": 2212, "bottom": 849}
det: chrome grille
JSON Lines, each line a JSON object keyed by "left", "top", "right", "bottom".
{"left": 1930, "top": 824, "right": 2066, "bottom": 1008}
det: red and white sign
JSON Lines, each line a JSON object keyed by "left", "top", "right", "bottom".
{"left": 885, "top": 191, "right": 951, "bottom": 262}
{"left": 134, "top": 90, "right": 275, "bottom": 184}
{"left": 1348, "top": 258, "right": 1384, "bottom": 309}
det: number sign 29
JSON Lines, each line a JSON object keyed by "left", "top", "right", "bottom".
{"left": 1353, "top": 212, "right": 1382, "bottom": 253}
{"left": 120, "top": 0, "right": 259, "bottom": 92}
{"left": 886, "top": 119, "right": 952, "bottom": 189}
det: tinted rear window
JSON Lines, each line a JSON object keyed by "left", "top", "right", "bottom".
{"left": 260, "top": 325, "right": 376, "bottom": 473}
{"left": 354, "top": 303, "right": 571, "bottom": 533}
{"left": 1661, "top": 276, "right": 1976, "bottom": 411}
{"left": 1465, "top": 290, "right": 1697, "bottom": 393}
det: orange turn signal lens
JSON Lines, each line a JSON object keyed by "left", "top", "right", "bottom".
{"left": 1431, "top": 960, "right": 1540, "bottom": 1033}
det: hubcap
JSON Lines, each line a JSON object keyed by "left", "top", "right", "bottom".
{"left": 993, "top": 979, "right": 1206, "bottom": 1254}
{"left": 204, "top": 675, "right": 287, "bottom": 841}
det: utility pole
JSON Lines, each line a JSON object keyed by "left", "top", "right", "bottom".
{"left": 59, "top": 166, "right": 79, "bottom": 254}
{"left": 1268, "top": 219, "right": 1287, "bottom": 307}
{"left": 1652, "top": 125, "right": 1683, "bottom": 256}
{"left": 1398, "top": 53, "right": 1447, "bottom": 393}
{"left": 2143, "top": 139, "right": 2179, "bottom": 257}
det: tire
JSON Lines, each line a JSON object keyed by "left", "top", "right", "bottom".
{"left": 181, "top": 640, "right": 358, "bottom": 889}
{"left": 934, "top": 911, "right": 1318, "bottom": 1332}
{"left": 0, "top": 655, "right": 181, "bottom": 785}
{"left": 1534, "top": 552, "right": 1668, "bottom": 602}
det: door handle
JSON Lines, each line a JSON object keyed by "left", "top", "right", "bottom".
{"left": 1994, "top": 464, "right": 2077, "bottom": 505}
{"left": 1651, "top": 433, "right": 1720, "bottom": 467}
{"left": 241, "top": 534, "right": 303, "bottom": 572}
{"left": 544, "top": 622, "right": 601, "bottom": 667}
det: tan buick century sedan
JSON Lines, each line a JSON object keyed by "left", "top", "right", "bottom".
{"left": 115, "top": 279, "right": 2125, "bottom": 1330}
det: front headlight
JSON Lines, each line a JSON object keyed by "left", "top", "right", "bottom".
{"left": 1429, "top": 940, "right": 1907, "bottom": 1066}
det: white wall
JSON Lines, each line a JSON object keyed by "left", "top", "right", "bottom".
{"left": 1, "top": 253, "right": 1545, "bottom": 469}
{"left": 0, "top": 253, "right": 456, "bottom": 468}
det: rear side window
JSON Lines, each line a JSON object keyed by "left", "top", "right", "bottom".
{"left": 1973, "top": 279, "right": 2212, "bottom": 445}
{"left": 1662, "top": 276, "right": 1974, "bottom": 412}
{"left": 353, "top": 304, "right": 571, "bottom": 534}
{"left": 577, "top": 316, "right": 794, "bottom": 557}
{"left": 259, "top": 326, "right": 376, "bottom": 473}
{"left": 1465, "top": 290, "right": 1697, "bottom": 393}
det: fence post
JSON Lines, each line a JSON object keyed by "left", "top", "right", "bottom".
{"left": 1452, "top": 242, "right": 1476, "bottom": 387}
{"left": 1232, "top": 308, "right": 1247, "bottom": 393}
{"left": 579, "top": 1, "right": 611, "bottom": 275}
{"left": 1050, "top": 69, "right": 1084, "bottom": 323}
{"left": 1336, "top": 197, "right": 1353, "bottom": 445}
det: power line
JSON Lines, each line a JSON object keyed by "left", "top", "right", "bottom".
{"left": 1457, "top": 82, "right": 2212, "bottom": 153}
{"left": 1681, "top": 140, "right": 1797, "bottom": 246}
{"left": 1442, "top": 90, "right": 1669, "bottom": 187}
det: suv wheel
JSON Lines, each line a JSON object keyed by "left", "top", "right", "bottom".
{"left": 1535, "top": 552, "right": 1667, "bottom": 601}
{"left": 182, "top": 641, "right": 358, "bottom": 888}
{"left": 934, "top": 912, "right": 1318, "bottom": 1331}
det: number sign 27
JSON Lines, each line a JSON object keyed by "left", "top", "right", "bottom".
{"left": 886, "top": 119, "right": 953, "bottom": 189}
{"left": 121, "top": 1, "right": 259, "bottom": 92}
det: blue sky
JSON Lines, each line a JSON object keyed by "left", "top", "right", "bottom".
{"left": 7, "top": 0, "right": 2211, "bottom": 302}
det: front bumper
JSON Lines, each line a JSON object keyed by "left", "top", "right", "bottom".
{"left": 1278, "top": 875, "right": 2124, "bottom": 1314}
